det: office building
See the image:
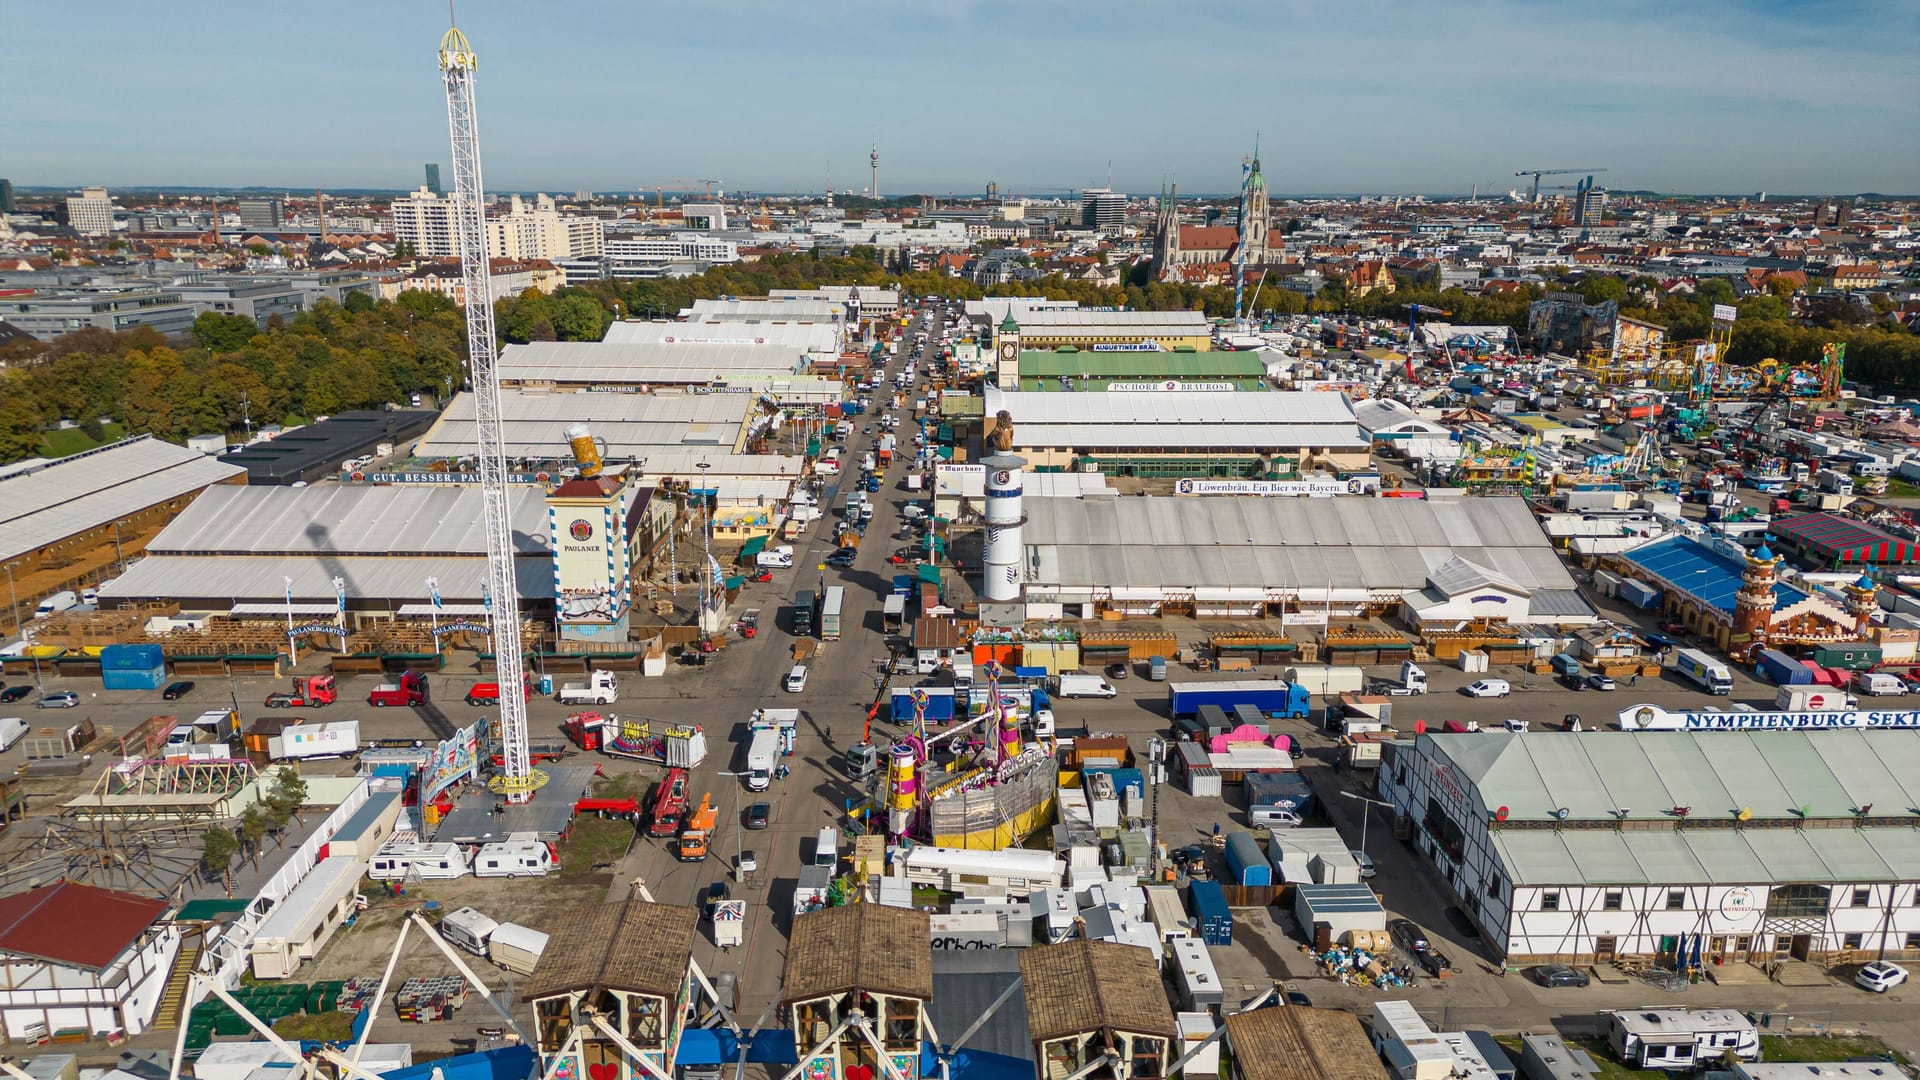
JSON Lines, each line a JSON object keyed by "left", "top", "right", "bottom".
{"left": 487, "top": 193, "right": 604, "bottom": 261}
{"left": 424, "top": 163, "right": 442, "bottom": 196}
{"left": 173, "top": 276, "right": 304, "bottom": 328}
{"left": 1574, "top": 185, "right": 1608, "bottom": 227}
{"left": 0, "top": 179, "right": 13, "bottom": 213}
{"left": 389, "top": 186, "right": 457, "bottom": 256}
{"left": 237, "top": 196, "right": 284, "bottom": 232}
{"left": 60, "top": 187, "right": 113, "bottom": 236}
{"left": 0, "top": 284, "right": 197, "bottom": 341}
{"left": 1080, "top": 188, "right": 1127, "bottom": 232}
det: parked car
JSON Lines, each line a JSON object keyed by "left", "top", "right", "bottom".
{"left": 744, "top": 802, "right": 770, "bottom": 830}
{"left": 737, "top": 850, "right": 758, "bottom": 875}
{"left": 1284, "top": 990, "right": 1313, "bottom": 1007}
{"left": 702, "top": 881, "right": 729, "bottom": 918}
{"left": 1585, "top": 673, "right": 1617, "bottom": 691}
{"left": 37, "top": 690, "right": 78, "bottom": 709}
{"left": 1462, "top": 679, "right": 1511, "bottom": 698}
{"left": 826, "top": 549, "right": 857, "bottom": 568}
{"left": 0, "top": 686, "right": 32, "bottom": 704}
{"left": 1388, "top": 918, "right": 1429, "bottom": 954}
{"left": 1105, "top": 663, "right": 1129, "bottom": 680}
{"left": 1530, "top": 964, "right": 1592, "bottom": 988}
{"left": 162, "top": 680, "right": 195, "bottom": 701}
{"left": 1856, "top": 961, "right": 1909, "bottom": 993}
{"left": 1351, "top": 850, "right": 1376, "bottom": 878}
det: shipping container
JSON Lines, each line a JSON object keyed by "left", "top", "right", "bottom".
{"left": 1185, "top": 766, "right": 1222, "bottom": 799}
{"left": 1222, "top": 832, "right": 1272, "bottom": 887}
{"left": 1189, "top": 880, "right": 1232, "bottom": 945}
{"left": 1619, "top": 578, "right": 1662, "bottom": 609}
{"left": 890, "top": 686, "right": 956, "bottom": 724}
{"left": 1811, "top": 642, "right": 1882, "bottom": 670}
{"left": 1243, "top": 771, "right": 1315, "bottom": 816}
{"left": 1755, "top": 648, "right": 1810, "bottom": 686}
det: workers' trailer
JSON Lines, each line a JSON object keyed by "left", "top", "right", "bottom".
{"left": 249, "top": 856, "right": 363, "bottom": 979}
{"left": 267, "top": 720, "right": 361, "bottom": 761}
{"left": 1166, "top": 681, "right": 1310, "bottom": 719}
{"left": 1144, "top": 885, "right": 1192, "bottom": 945}
{"left": 1169, "top": 937, "right": 1224, "bottom": 1011}
{"left": 367, "top": 842, "right": 470, "bottom": 881}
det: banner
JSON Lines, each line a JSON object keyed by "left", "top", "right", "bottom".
{"left": 1176, "top": 478, "right": 1364, "bottom": 497}
{"left": 1281, "top": 611, "right": 1329, "bottom": 626}
{"left": 421, "top": 720, "right": 483, "bottom": 804}
{"left": 1107, "top": 381, "right": 1235, "bottom": 392}
{"left": 1618, "top": 703, "right": 1920, "bottom": 731}
{"left": 1712, "top": 303, "right": 1739, "bottom": 323}
{"left": 1090, "top": 341, "right": 1165, "bottom": 352}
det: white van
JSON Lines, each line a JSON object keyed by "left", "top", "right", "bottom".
{"left": 785, "top": 665, "right": 809, "bottom": 693}
{"left": 0, "top": 717, "right": 27, "bottom": 753}
{"left": 367, "top": 842, "right": 470, "bottom": 881}
{"left": 1854, "top": 671, "right": 1906, "bottom": 697}
{"left": 814, "top": 827, "right": 838, "bottom": 867}
{"left": 34, "top": 591, "right": 78, "bottom": 617}
{"left": 438, "top": 907, "right": 498, "bottom": 956}
{"left": 473, "top": 837, "right": 555, "bottom": 878}
{"left": 1057, "top": 674, "right": 1117, "bottom": 699}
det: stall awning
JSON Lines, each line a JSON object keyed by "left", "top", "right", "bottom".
{"left": 740, "top": 535, "right": 769, "bottom": 558}
{"left": 1111, "top": 586, "right": 1163, "bottom": 602}
{"left": 723, "top": 575, "right": 745, "bottom": 590}
{"left": 1195, "top": 587, "right": 1266, "bottom": 602}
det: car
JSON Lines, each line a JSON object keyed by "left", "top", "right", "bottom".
{"left": 1105, "top": 663, "right": 1129, "bottom": 680}
{"left": 737, "top": 850, "right": 758, "bottom": 875}
{"left": 1660, "top": 621, "right": 1689, "bottom": 636}
{"left": 1284, "top": 990, "right": 1313, "bottom": 1008}
{"left": 1559, "top": 674, "right": 1586, "bottom": 691}
{"left": 163, "top": 680, "right": 195, "bottom": 701}
{"left": 1351, "top": 850, "right": 1376, "bottom": 878}
{"left": 0, "top": 686, "right": 31, "bottom": 704}
{"left": 1856, "top": 960, "right": 1909, "bottom": 993}
{"left": 1530, "top": 964, "right": 1592, "bottom": 988}
{"left": 825, "top": 549, "right": 857, "bottom": 568}
{"left": 744, "top": 802, "right": 770, "bottom": 830}
{"left": 1388, "top": 918, "right": 1429, "bottom": 955}
{"left": 702, "top": 881, "right": 730, "bottom": 918}
{"left": 1584, "top": 673, "right": 1617, "bottom": 691}
{"left": 36, "top": 690, "right": 78, "bottom": 709}
{"left": 1462, "top": 679, "right": 1511, "bottom": 698}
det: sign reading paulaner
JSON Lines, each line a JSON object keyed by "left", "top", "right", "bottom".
{"left": 1618, "top": 703, "right": 1920, "bottom": 731}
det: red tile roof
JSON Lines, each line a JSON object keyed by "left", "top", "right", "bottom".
{"left": 0, "top": 880, "right": 168, "bottom": 970}
{"left": 1179, "top": 226, "right": 1239, "bottom": 251}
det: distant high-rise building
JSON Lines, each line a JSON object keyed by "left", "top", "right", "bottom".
{"left": 237, "top": 196, "right": 285, "bottom": 231}
{"left": 424, "top": 163, "right": 443, "bottom": 196}
{"left": 1080, "top": 188, "right": 1126, "bottom": 232}
{"left": 870, "top": 137, "right": 879, "bottom": 200}
{"left": 0, "top": 179, "right": 12, "bottom": 213}
{"left": 986, "top": 180, "right": 998, "bottom": 202}
{"left": 486, "top": 193, "right": 605, "bottom": 261}
{"left": 1574, "top": 184, "right": 1608, "bottom": 227}
{"left": 59, "top": 187, "right": 114, "bottom": 236}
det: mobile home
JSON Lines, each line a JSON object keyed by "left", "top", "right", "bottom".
{"left": 438, "top": 906, "right": 499, "bottom": 957}
{"left": 894, "top": 845, "right": 1063, "bottom": 900}
{"left": 473, "top": 836, "right": 554, "bottom": 878}
{"left": 366, "top": 842, "right": 469, "bottom": 881}
{"left": 1606, "top": 1008, "right": 1759, "bottom": 1071}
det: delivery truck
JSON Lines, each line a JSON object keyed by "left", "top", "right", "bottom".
{"left": 1167, "top": 680, "right": 1311, "bottom": 719}
{"left": 558, "top": 670, "right": 618, "bottom": 705}
{"left": 1776, "top": 685, "right": 1858, "bottom": 711}
{"left": 1673, "top": 648, "right": 1734, "bottom": 695}
{"left": 744, "top": 728, "right": 779, "bottom": 792}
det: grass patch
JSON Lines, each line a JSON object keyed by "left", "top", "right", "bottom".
{"left": 911, "top": 885, "right": 954, "bottom": 909}
{"left": 39, "top": 422, "right": 126, "bottom": 458}
{"left": 1761, "top": 1034, "right": 1906, "bottom": 1065}
{"left": 1885, "top": 477, "right": 1920, "bottom": 498}
{"left": 272, "top": 1011, "right": 355, "bottom": 1041}
{"left": 592, "top": 772, "right": 647, "bottom": 801}
{"left": 559, "top": 814, "right": 635, "bottom": 875}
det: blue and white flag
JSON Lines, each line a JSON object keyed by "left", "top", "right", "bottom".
{"left": 428, "top": 576, "right": 443, "bottom": 609}
{"left": 284, "top": 576, "right": 293, "bottom": 606}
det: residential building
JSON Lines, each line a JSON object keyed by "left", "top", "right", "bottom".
{"left": 486, "top": 194, "right": 604, "bottom": 262}
{"left": 391, "top": 259, "right": 564, "bottom": 303}
{"left": 0, "top": 284, "right": 198, "bottom": 341}
{"left": 60, "top": 187, "right": 114, "bottom": 236}
{"left": 389, "top": 186, "right": 457, "bottom": 257}
{"left": 237, "top": 196, "right": 284, "bottom": 232}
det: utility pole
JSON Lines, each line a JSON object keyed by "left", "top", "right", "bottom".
{"left": 1148, "top": 737, "right": 1166, "bottom": 878}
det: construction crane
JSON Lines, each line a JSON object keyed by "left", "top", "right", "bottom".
{"left": 1514, "top": 166, "right": 1607, "bottom": 203}
{"left": 638, "top": 179, "right": 723, "bottom": 207}
{"left": 439, "top": 20, "right": 541, "bottom": 803}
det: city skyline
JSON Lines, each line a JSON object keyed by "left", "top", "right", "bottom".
{"left": 1, "top": 0, "right": 1915, "bottom": 195}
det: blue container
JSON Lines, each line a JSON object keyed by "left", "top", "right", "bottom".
{"left": 1244, "top": 771, "right": 1315, "bottom": 815}
{"left": 1223, "top": 832, "right": 1272, "bottom": 887}
{"left": 101, "top": 643, "right": 165, "bottom": 671}
{"left": 1756, "top": 648, "right": 1809, "bottom": 686}
{"left": 1189, "top": 880, "right": 1232, "bottom": 945}
{"left": 103, "top": 666, "right": 166, "bottom": 691}
{"left": 1620, "top": 579, "right": 1662, "bottom": 610}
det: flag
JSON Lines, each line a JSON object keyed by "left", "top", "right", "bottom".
{"left": 481, "top": 582, "right": 493, "bottom": 611}
{"left": 284, "top": 576, "right": 293, "bottom": 606}
{"left": 428, "top": 577, "right": 442, "bottom": 609}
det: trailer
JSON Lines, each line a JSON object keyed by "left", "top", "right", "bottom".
{"left": 820, "top": 585, "right": 846, "bottom": 640}
{"left": 1282, "top": 665, "right": 1366, "bottom": 696}
{"left": 249, "top": 856, "right": 362, "bottom": 979}
{"left": 891, "top": 686, "right": 956, "bottom": 724}
{"left": 882, "top": 594, "right": 907, "bottom": 633}
{"left": 1169, "top": 937, "right": 1224, "bottom": 1011}
{"left": 367, "top": 842, "right": 470, "bottom": 881}
{"left": 474, "top": 837, "right": 555, "bottom": 877}
{"left": 1754, "top": 648, "right": 1810, "bottom": 686}
{"left": 1143, "top": 885, "right": 1192, "bottom": 946}
{"left": 1222, "top": 832, "right": 1272, "bottom": 887}
{"left": 487, "top": 922, "right": 548, "bottom": 977}
{"left": 573, "top": 713, "right": 708, "bottom": 767}
{"left": 267, "top": 720, "right": 361, "bottom": 761}
{"left": 1166, "top": 680, "right": 1310, "bottom": 719}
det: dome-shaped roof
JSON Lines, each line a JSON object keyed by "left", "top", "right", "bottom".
{"left": 1751, "top": 545, "right": 1774, "bottom": 562}
{"left": 1855, "top": 573, "right": 1877, "bottom": 590}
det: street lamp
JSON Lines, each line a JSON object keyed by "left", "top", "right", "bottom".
{"left": 1341, "top": 790, "right": 1396, "bottom": 857}
{"left": 695, "top": 461, "right": 712, "bottom": 629}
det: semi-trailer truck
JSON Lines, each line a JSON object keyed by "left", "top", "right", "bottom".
{"left": 1167, "top": 681, "right": 1312, "bottom": 719}
{"left": 1673, "top": 648, "right": 1734, "bottom": 695}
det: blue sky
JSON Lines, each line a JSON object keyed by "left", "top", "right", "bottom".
{"left": 2, "top": 0, "right": 1915, "bottom": 195}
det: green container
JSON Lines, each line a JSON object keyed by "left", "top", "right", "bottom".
{"left": 215, "top": 1015, "right": 250, "bottom": 1036}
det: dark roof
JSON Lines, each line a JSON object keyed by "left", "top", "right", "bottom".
{"left": 1019, "top": 940, "right": 1176, "bottom": 1045}
{"left": 1224, "top": 1008, "right": 1383, "bottom": 1080}
{"left": 0, "top": 880, "right": 167, "bottom": 970}
{"left": 926, "top": 952, "right": 1031, "bottom": 1062}
{"left": 522, "top": 900, "right": 698, "bottom": 1001}
{"left": 218, "top": 409, "right": 439, "bottom": 485}
{"left": 781, "top": 905, "right": 932, "bottom": 1004}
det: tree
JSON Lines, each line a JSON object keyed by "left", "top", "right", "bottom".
{"left": 239, "top": 806, "right": 269, "bottom": 870}
{"left": 342, "top": 291, "right": 375, "bottom": 314}
{"left": 265, "top": 767, "right": 308, "bottom": 829}
{"left": 202, "top": 826, "right": 239, "bottom": 897}
{"left": 192, "top": 312, "right": 258, "bottom": 353}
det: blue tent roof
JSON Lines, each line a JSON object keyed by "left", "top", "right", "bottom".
{"left": 1752, "top": 544, "right": 1774, "bottom": 562}
{"left": 1623, "top": 537, "right": 1807, "bottom": 614}
{"left": 674, "top": 1028, "right": 799, "bottom": 1066}
{"left": 1856, "top": 573, "right": 1877, "bottom": 589}
{"left": 381, "top": 1047, "right": 536, "bottom": 1080}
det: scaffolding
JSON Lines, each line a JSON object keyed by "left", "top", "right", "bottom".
{"left": 0, "top": 818, "right": 213, "bottom": 897}
{"left": 64, "top": 756, "right": 258, "bottom": 821}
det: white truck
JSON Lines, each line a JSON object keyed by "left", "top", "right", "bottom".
{"left": 1673, "top": 648, "right": 1734, "bottom": 695}
{"left": 267, "top": 720, "right": 361, "bottom": 761}
{"left": 744, "top": 728, "right": 779, "bottom": 791}
{"left": 1776, "top": 685, "right": 1858, "bottom": 711}
{"left": 0, "top": 717, "right": 27, "bottom": 754}
{"left": 558, "top": 670, "right": 618, "bottom": 705}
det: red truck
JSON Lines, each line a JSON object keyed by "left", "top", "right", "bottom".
{"left": 366, "top": 671, "right": 429, "bottom": 707}
{"left": 466, "top": 676, "right": 533, "bottom": 707}
{"left": 266, "top": 675, "right": 337, "bottom": 709}
{"left": 647, "top": 768, "right": 689, "bottom": 838}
